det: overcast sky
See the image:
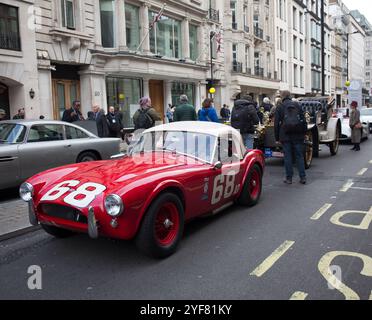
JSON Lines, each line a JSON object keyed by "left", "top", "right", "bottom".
{"left": 342, "top": 0, "right": 372, "bottom": 24}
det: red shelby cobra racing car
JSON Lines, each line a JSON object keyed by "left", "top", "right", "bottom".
{"left": 20, "top": 122, "right": 265, "bottom": 258}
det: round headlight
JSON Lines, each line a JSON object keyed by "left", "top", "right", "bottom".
{"left": 20, "top": 182, "right": 34, "bottom": 202}
{"left": 104, "top": 194, "right": 124, "bottom": 217}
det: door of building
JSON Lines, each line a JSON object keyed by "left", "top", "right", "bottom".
{"left": 0, "top": 82, "right": 9, "bottom": 120}
{"left": 149, "top": 80, "right": 164, "bottom": 122}
{"left": 52, "top": 80, "right": 80, "bottom": 120}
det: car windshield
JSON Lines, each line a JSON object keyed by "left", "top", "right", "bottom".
{"left": 360, "top": 109, "right": 372, "bottom": 116}
{"left": 0, "top": 123, "right": 26, "bottom": 144}
{"left": 130, "top": 131, "right": 217, "bottom": 163}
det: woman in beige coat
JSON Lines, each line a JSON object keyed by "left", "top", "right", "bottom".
{"left": 349, "top": 101, "right": 362, "bottom": 151}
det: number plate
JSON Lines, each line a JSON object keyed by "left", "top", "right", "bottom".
{"left": 264, "top": 148, "right": 273, "bottom": 158}
{"left": 272, "top": 152, "right": 284, "bottom": 158}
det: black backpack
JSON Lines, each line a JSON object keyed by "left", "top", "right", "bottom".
{"left": 282, "top": 104, "right": 304, "bottom": 134}
{"left": 135, "top": 108, "right": 154, "bottom": 129}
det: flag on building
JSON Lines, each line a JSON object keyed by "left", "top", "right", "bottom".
{"left": 215, "top": 31, "right": 222, "bottom": 53}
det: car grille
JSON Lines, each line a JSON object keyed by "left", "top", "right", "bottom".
{"left": 40, "top": 204, "right": 88, "bottom": 224}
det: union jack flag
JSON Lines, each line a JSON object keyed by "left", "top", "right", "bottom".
{"left": 215, "top": 31, "right": 222, "bottom": 53}
{"left": 149, "top": 7, "right": 165, "bottom": 30}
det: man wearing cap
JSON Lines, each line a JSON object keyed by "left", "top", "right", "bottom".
{"left": 0, "top": 109, "right": 6, "bottom": 121}
{"left": 173, "top": 95, "right": 197, "bottom": 122}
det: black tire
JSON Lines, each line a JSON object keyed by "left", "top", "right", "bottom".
{"left": 77, "top": 151, "right": 98, "bottom": 163}
{"left": 136, "top": 192, "right": 184, "bottom": 259}
{"left": 237, "top": 164, "right": 262, "bottom": 207}
{"left": 41, "top": 224, "right": 75, "bottom": 238}
{"left": 329, "top": 126, "right": 341, "bottom": 156}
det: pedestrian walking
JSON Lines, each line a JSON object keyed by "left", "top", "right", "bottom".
{"left": 62, "top": 101, "right": 84, "bottom": 123}
{"left": 0, "top": 109, "right": 6, "bottom": 121}
{"left": 166, "top": 104, "right": 174, "bottom": 123}
{"left": 92, "top": 105, "right": 109, "bottom": 138}
{"left": 349, "top": 101, "right": 362, "bottom": 151}
{"left": 220, "top": 104, "right": 231, "bottom": 121}
{"left": 133, "top": 96, "right": 161, "bottom": 130}
{"left": 13, "top": 108, "right": 25, "bottom": 119}
{"left": 274, "top": 90, "right": 307, "bottom": 185}
{"left": 198, "top": 98, "right": 219, "bottom": 123}
{"left": 270, "top": 96, "right": 282, "bottom": 121}
{"left": 173, "top": 95, "right": 197, "bottom": 122}
{"left": 107, "top": 106, "right": 123, "bottom": 138}
{"left": 230, "top": 94, "right": 259, "bottom": 149}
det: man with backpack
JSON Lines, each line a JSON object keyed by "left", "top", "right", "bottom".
{"left": 133, "top": 96, "right": 161, "bottom": 130}
{"left": 230, "top": 94, "right": 260, "bottom": 149}
{"left": 274, "top": 90, "right": 307, "bottom": 185}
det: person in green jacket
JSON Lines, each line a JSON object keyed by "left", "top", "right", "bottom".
{"left": 173, "top": 95, "right": 197, "bottom": 122}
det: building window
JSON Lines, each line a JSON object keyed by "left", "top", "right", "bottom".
{"left": 61, "top": 0, "right": 75, "bottom": 29}
{"left": 106, "top": 77, "right": 142, "bottom": 128}
{"left": 299, "top": 12, "right": 303, "bottom": 33}
{"left": 189, "top": 24, "right": 198, "bottom": 61}
{"left": 293, "top": 7, "right": 297, "bottom": 30}
{"left": 149, "top": 12, "right": 182, "bottom": 59}
{"left": 367, "top": 59, "right": 371, "bottom": 67}
{"left": 0, "top": 4, "right": 21, "bottom": 51}
{"left": 294, "top": 64, "right": 298, "bottom": 87}
{"left": 279, "top": 29, "right": 284, "bottom": 51}
{"left": 231, "top": 1, "right": 237, "bottom": 30}
{"left": 245, "top": 45, "right": 250, "bottom": 72}
{"left": 100, "top": 0, "right": 115, "bottom": 48}
{"left": 172, "top": 82, "right": 195, "bottom": 106}
{"left": 300, "top": 66, "right": 304, "bottom": 88}
{"left": 232, "top": 43, "right": 237, "bottom": 64}
{"left": 293, "top": 35, "right": 297, "bottom": 59}
{"left": 125, "top": 3, "right": 140, "bottom": 50}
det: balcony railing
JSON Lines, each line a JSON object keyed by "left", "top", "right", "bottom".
{"left": 209, "top": 8, "right": 220, "bottom": 23}
{"left": 0, "top": 32, "right": 21, "bottom": 51}
{"left": 232, "top": 62, "right": 243, "bottom": 73}
{"left": 255, "top": 67, "right": 264, "bottom": 77}
{"left": 254, "top": 26, "right": 264, "bottom": 40}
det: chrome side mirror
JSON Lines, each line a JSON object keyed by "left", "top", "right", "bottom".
{"left": 213, "top": 161, "right": 223, "bottom": 170}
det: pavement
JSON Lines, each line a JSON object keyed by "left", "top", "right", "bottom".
{"left": 0, "top": 138, "right": 371, "bottom": 299}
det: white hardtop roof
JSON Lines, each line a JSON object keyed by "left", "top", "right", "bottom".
{"left": 145, "top": 121, "right": 242, "bottom": 138}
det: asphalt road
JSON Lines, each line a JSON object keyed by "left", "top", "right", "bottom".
{"left": 0, "top": 139, "right": 371, "bottom": 300}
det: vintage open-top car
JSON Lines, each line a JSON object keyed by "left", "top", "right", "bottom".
{"left": 20, "top": 121, "right": 265, "bottom": 258}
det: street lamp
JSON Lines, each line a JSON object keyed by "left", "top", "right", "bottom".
{"left": 209, "top": 31, "right": 215, "bottom": 97}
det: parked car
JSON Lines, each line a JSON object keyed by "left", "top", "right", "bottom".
{"left": 20, "top": 121, "right": 265, "bottom": 258}
{"left": 360, "top": 108, "right": 372, "bottom": 133}
{"left": 335, "top": 108, "right": 369, "bottom": 141}
{"left": 0, "top": 120, "right": 121, "bottom": 190}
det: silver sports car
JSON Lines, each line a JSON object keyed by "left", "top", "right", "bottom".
{"left": 0, "top": 120, "right": 121, "bottom": 190}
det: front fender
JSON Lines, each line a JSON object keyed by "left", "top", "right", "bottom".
{"left": 326, "top": 118, "right": 341, "bottom": 141}
{"left": 237, "top": 150, "right": 264, "bottom": 198}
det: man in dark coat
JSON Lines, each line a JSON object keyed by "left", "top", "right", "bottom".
{"left": 92, "top": 105, "right": 109, "bottom": 138}
{"left": 274, "top": 90, "right": 307, "bottom": 185}
{"left": 173, "top": 95, "right": 197, "bottom": 122}
{"left": 220, "top": 104, "right": 231, "bottom": 121}
{"left": 62, "top": 101, "right": 84, "bottom": 123}
{"left": 230, "top": 94, "right": 259, "bottom": 149}
{"left": 106, "top": 106, "right": 123, "bottom": 138}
